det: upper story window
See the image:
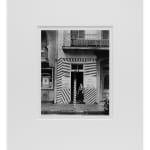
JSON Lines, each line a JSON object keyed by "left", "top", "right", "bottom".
{"left": 101, "top": 30, "right": 109, "bottom": 39}
{"left": 68, "top": 30, "right": 109, "bottom": 48}
{"left": 71, "top": 30, "right": 85, "bottom": 39}
{"left": 41, "top": 31, "right": 47, "bottom": 49}
{"left": 41, "top": 31, "right": 48, "bottom": 61}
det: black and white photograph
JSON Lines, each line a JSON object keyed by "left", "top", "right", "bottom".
{"left": 41, "top": 29, "right": 110, "bottom": 115}
{"left": 7, "top": 0, "right": 143, "bottom": 149}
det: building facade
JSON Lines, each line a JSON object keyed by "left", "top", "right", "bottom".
{"left": 41, "top": 30, "right": 109, "bottom": 105}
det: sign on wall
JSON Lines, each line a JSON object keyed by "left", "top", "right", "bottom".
{"left": 41, "top": 67, "right": 53, "bottom": 89}
{"left": 84, "top": 75, "right": 96, "bottom": 88}
{"left": 42, "top": 77, "right": 50, "bottom": 88}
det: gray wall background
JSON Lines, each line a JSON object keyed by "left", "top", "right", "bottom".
{"left": 8, "top": 0, "right": 142, "bottom": 150}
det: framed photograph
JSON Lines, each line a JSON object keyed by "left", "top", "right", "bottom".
{"left": 7, "top": 0, "right": 142, "bottom": 150}
{"left": 40, "top": 28, "right": 112, "bottom": 115}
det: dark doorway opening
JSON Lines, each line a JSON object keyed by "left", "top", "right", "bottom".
{"left": 71, "top": 72, "right": 75, "bottom": 104}
{"left": 70, "top": 64, "right": 84, "bottom": 104}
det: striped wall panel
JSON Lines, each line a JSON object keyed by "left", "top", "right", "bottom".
{"left": 56, "top": 57, "right": 97, "bottom": 104}
{"left": 84, "top": 62, "right": 97, "bottom": 104}
{"left": 56, "top": 58, "right": 71, "bottom": 104}
{"left": 56, "top": 58, "right": 63, "bottom": 104}
{"left": 84, "top": 88, "right": 97, "bottom": 104}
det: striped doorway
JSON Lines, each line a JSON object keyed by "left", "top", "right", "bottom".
{"left": 56, "top": 58, "right": 97, "bottom": 104}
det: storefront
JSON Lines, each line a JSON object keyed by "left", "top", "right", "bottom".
{"left": 56, "top": 57, "right": 97, "bottom": 104}
{"left": 41, "top": 30, "right": 109, "bottom": 105}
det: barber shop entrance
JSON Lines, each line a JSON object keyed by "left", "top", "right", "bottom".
{"left": 70, "top": 64, "right": 84, "bottom": 104}
{"left": 56, "top": 57, "right": 97, "bottom": 104}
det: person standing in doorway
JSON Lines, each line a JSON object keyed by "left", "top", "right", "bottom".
{"left": 77, "top": 83, "right": 85, "bottom": 104}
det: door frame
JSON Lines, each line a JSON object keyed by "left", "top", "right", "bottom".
{"left": 70, "top": 64, "right": 84, "bottom": 104}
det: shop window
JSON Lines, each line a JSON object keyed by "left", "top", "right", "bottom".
{"left": 41, "top": 62, "right": 54, "bottom": 89}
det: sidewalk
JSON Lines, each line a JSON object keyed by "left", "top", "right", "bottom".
{"left": 41, "top": 103, "right": 109, "bottom": 115}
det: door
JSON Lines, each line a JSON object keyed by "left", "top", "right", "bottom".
{"left": 70, "top": 64, "right": 84, "bottom": 104}
{"left": 76, "top": 72, "right": 83, "bottom": 104}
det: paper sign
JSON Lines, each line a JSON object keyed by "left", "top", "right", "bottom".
{"left": 42, "top": 77, "right": 50, "bottom": 88}
{"left": 84, "top": 76, "right": 96, "bottom": 88}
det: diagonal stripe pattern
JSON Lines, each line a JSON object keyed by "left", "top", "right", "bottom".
{"left": 56, "top": 58, "right": 97, "bottom": 104}
{"left": 84, "top": 62, "right": 97, "bottom": 104}
{"left": 56, "top": 58, "right": 71, "bottom": 104}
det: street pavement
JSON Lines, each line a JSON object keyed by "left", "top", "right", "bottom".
{"left": 41, "top": 103, "right": 108, "bottom": 115}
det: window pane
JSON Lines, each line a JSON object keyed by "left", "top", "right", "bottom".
{"left": 41, "top": 62, "right": 49, "bottom": 68}
{"left": 71, "top": 30, "right": 85, "bottom": 39}
{"left": 71, "top": 30, "right": 78, "bottom": 39}
{"left": 71, "top": 64, "right": 77, "bottom": 69}
{"left": 41, "top": 31, "right": 47, "bottom": 49}
{"left": 102, "top": 30, "right": 109, "bottom": 39}
{"left": 78, "top": 64, "right": 83, "bottom": 70}
{"left": 79, "top": 31, "right": 85, "bottom": 39}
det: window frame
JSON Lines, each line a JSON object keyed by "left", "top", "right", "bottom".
{"left": 41, "top": 67, "right": 54, "bottom": 89}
